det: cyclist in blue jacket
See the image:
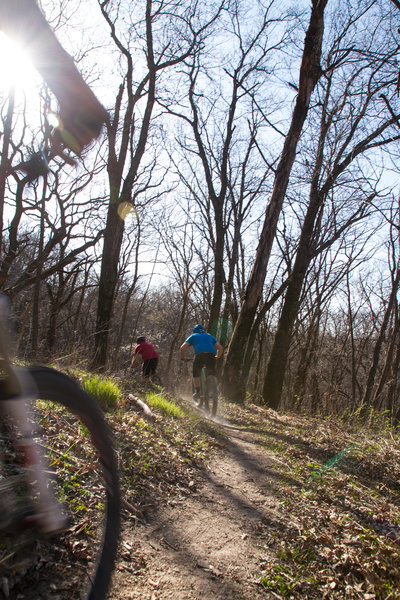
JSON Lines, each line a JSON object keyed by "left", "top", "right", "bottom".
{"left": 180, "top": 324, "right": 223, "bottom": 416}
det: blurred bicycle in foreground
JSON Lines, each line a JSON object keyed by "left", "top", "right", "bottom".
{"left": 0, "top": 295, "right": 120, "bottom": 600}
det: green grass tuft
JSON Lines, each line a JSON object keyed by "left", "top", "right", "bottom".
{"left": 82, "top": 374, "right": 121, "bottom": 411}
{"left": 144, "top": 391, "right": 184, "bottom": 418}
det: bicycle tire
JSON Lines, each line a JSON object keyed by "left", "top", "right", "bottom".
{"left": 206, "top": 374, "right": 218, "bottom": 416}
{"left": 200, "top": 367, "right": 209, "bottom": 410}
{"left": 0, "top": 366, "right": 120, "bottom": 600}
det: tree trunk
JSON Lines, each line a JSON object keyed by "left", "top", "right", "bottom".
{"left": 30, "top": 178, "right": 48, "bottom": 359}
{"left": 222, "top": 0, "right": 328, "bottom": 402}
{"left": 292, "top": 324, "right": 318, "bottom": 410}
{"left": 385, "top": 327, "right": 400, "bottom": 421}
{"left": 262, "top": 196, "right": 321, "bottom": 409}
{"left": 111, "top": 277, "right": 139, "bottom": 371}
{"left": 208, "top": 213, "right": 225, "bottom": 335}
{"left": 91, "top": 0, "right": 157, "bottom": 370}
{"left": 91, "top": 198, "right": 125, "bottom": 370}
{"left": 166, "top": 292, "right": 191, "bottom": 385}
{"left": 0, "top": 90, "right": 14, "bottom": 252}
{"left": 73, "top": 268, "right": 90, "bottom": 337}
{"left": 241, "top": 279, "right": 289, "bottom": 393}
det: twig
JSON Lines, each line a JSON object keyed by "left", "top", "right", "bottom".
{"left": 122, "top": 498, "right": 139, "bottom": 515}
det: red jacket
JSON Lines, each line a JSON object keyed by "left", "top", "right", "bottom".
{"left": 135, "top": 342, "right": 159, "bottom": 361}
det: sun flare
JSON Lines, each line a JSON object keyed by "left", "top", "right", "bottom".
{"left": 0, "top": 32, "right": 38, "bottom": 94}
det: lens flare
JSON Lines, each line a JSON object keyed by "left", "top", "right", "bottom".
{"left": 47, "top": 112, "right": 62, "bottom": 129}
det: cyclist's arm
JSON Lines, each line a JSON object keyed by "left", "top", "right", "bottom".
{"left": 0, "top": 0, "right": 108, "bottom": 153}
{"left": 215, "top": 341, "right": 223, "bottom": 359}
{"left": 180, "top": 342, "right": 190, "bottom": 360}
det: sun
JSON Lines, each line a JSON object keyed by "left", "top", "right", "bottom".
{"left": 0, "top": 32, "right": 39, "bottom": 94}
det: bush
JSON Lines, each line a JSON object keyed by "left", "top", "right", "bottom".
{"left": 82, "top": 374, "right": 121, "bottom": 411}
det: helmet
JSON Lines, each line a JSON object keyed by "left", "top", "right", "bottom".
{"left": 192, "top": 324, "right": 205, "bottom": 333}
{"left": 136, "top": 336, "right": 146, "bottom": 343}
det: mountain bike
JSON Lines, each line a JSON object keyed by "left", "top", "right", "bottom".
{"left": 183, "top": 359, "right": 218, "bottom": 416}
{"left": 0, "top": 295, "right": 120, "bottom": 600}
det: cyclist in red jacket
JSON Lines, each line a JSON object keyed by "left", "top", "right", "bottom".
{"left": 131, "top": 336, "right": 160, "bottom": 379}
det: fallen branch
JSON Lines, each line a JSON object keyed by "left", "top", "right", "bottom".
{"left": 128, "top": 394, "right": 155, "bottom": 419}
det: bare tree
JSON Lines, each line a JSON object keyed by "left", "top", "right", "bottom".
{"left": 262, "top": 0, "right": 400, "bottom": 410}
{"left": 165, "top": 2, "right": 289, "bottom": 339}
{"left": 91, "top": 0, "right": 224, "bottom": 370}
{"left": 361, "top": 205, "right": 400, "bottom": 415}
{"left": 157, "top": 209, "right": 206, "bottom": 382}
{"left": 223, "top": 0, "right": 328, "bottom": 401}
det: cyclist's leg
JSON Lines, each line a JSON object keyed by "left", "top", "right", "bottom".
{"left": 142, "top": 359, "right": 151, "bottom": 378}
{"left": 149, "top": 358, "right": 161, "bottom": 384}
{"left": 200, "top": 367, "right": 210, "bottom": 412}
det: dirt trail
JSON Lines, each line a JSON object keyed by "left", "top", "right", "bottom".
{"left": 109, "top": 416, "right": 284, "bottom": 600}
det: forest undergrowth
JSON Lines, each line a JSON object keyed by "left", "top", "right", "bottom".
{"left": 225, "top": 404, "right": 400, "bottom": 598}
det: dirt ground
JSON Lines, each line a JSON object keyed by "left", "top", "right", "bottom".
{"left": 109, "top": 411, "right": 283, "bottom": 600}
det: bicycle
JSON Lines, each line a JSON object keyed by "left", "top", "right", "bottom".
{"left": 182, "top": 359, "right": 218, "bottom": 417}
{"left": 0, "top": 295, "right": 120, "bottom": 600}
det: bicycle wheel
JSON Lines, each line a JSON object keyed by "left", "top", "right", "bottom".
{"left": 0, "top": 366, "right": 120, "bottom": 600}
{"left": 200, "top": 367, "right": 209, "bottom": 410}
{"left": 206, "top": 374, "right": 218, "bottom": 416}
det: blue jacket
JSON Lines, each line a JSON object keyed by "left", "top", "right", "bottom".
{"left": 185, "top": 332, "right": 218, "bottom": 355}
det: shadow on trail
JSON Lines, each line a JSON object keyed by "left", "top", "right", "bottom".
{"left": 135, "top": 416, "right": 299, "bottom": 600}
{"left": 207, "top": 402, "right": 400, "bottom": 514}
{"left": 176, "top": 398, "right": 302, "bottom": 493}
{"left": 184, "top": 400, "right": 399, "bottom": 524}
{"left": 135, "top": 397, "right": 400, "bottom": 600}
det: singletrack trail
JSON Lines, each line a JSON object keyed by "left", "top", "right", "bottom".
{"left": 109, "top": 408, "right": 283, "bottom": 600}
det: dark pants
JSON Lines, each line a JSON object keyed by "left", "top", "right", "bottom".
{"left": 193, "top": 353, "right": 216, "bottom": 377}
{"left": 142, "top": 357, "right": 158, "bottom": 378}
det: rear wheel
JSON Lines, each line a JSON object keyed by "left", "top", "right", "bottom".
{"left": 200, "top": 367, "right": 209, "bottom": 410}
{"left": 0, "top": 366, "right": 120, "bottom": 600}
{"left": 207, "top": 375, "right": 218, "bottom": 416}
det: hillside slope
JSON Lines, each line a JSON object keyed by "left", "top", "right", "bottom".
{"left": 109, "top": 394, "right": 400, "bottom": 600}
